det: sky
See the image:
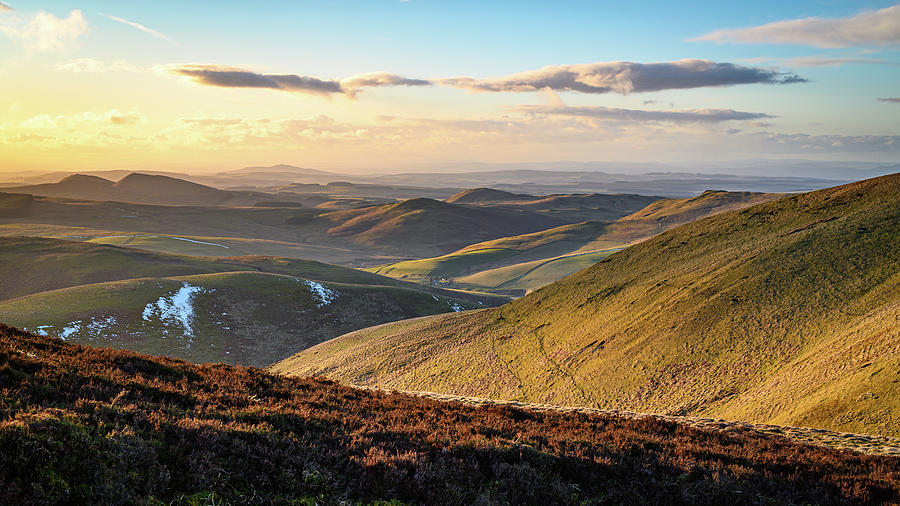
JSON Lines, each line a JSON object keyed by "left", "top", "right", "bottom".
{"left": 0, "top": 0, "right": 898, "bottom": 174}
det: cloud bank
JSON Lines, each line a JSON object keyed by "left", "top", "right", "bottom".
{"left": 693, "top": 4, "right": 900, "bottom": 48}
{"left": 438, "top": 59, "right": 804, "bottom": 94}
{"left": 878, "top": 97, "right": 900, "bottom": 103}
{"left": 172, "top": 59, "right": 805, "bottom": 98}
{"left": 170, "top": 65, "right": 431, "bottom": 97}
{"left": 0, "top": 9, "right": 88, "bottom": 51}
{"left": 514, "top": 105, "right": 774, "bottom": 123}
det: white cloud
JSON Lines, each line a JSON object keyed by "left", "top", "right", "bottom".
{"left": 0, "top": 9, "right": 88, "bottom": 52}
{"left": 692, "top": 4, "right": 900, "bottom": 48}
{"left": 100, "top": 13, "right": 175, "bottom": 43}
{"left": 0, "top": 2, "right": 13, "bottom": 13}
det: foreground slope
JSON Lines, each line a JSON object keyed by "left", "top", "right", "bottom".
{"left": 1, "top": 325, "right": 898, "bottom": 504}
{"left": 274, "top": 174, "right": 900, "bottom": 436}
{"left": 372, "top": 190, "right": 780, "bottom": 292}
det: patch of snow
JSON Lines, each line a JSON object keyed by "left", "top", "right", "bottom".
{"left": 300, "top": 279, "right": 338, "bottom": 307}
{"left": 85, "top": 316, "right": 116, "bottom": 336}
{"left": 27, "top": 325, "right": 52, "bottom": 337}
{"left": 142, "top": 283, "right": 209, "bottom": 340}
{"left": 447, "top": 301, "right": 466, "bottom": 312}
{"left": 58, "top": 321, "right": 83, "bottom": 339}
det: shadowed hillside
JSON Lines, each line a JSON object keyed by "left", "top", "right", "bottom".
{"left": 275, "top": 174, "right": 900, "bottom": 437}
{"left": 0, "top": 271, "right": 483, "bottom": 367}
{"left": 0, "top": 237, "right": 504, "bottom": 366}
{"left": 0, "top": 193, "right": 33, "bottom": 219}
{"left": 1, "top": 324, "right": 898, "bottom": 504}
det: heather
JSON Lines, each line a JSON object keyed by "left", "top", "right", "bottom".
{"left": 1, "top": 324, "right": 898, "bottom": 505}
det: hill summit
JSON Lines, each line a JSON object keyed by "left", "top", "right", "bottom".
{"left": 446, "top": 188, "right": 535, "bottom": 203}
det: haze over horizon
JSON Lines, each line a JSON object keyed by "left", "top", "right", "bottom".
{"left": 1, "top": 1, "right": 898, "bottom": 175}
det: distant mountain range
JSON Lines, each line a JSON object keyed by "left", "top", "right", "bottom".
{"left": 5, "top": 160, "right": 897, "bottom": 197}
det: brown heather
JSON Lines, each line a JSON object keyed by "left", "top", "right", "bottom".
{"left": 1, "top": 324, "right": 899, "bottom": 505}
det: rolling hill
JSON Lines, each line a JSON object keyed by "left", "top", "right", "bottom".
{"left": 1, "top": 188, "right": 657, "bottom": 265}
{"left": 1, "top": 324, "right": 897, "bottom": 504}
{"left": 371, "top": 190, "right": 781, "bottom": 292}
{"left": 0, "top": 236, "right": 505, "bottom": 366}
{"left": 316, "top": 197, "right": 574, "bottom": 257}
{"left": 4, "top": 172, "right": 282, "bottom": 207}
{"left": 273, "top": 173, "right": 900, "bottom": 437}
{"left": 0, "top": 236, "right": 506, "bottom": 304}
{"left": 0, "top": 271, "right": 483, "bottom": 367}
{"left": 445, "top": 187, "right": 537, "bottom": 203}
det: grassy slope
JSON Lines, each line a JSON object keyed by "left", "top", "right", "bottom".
{"left": 371, "top": 191, "right": 781, "bottom": 292}
{"left": 2, "top": 325, "right": 898, "bottom": 505}
{"left": 0, "top": 271, "right": 482, "bottom": 367}
{"left": 273, "top": 174, "right": 900, "bottom": 436}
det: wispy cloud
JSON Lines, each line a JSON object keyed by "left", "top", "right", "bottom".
{"left": 169, "top": 65, "right": 431, "bottom": 97}
{"left": 0, "top": 2, "right": 13, "bottom": 13}
{"left": 0, "top": 9, "right": 88, "bottom": 52}
{"left": 783, "top": 56, "right": 900, "bottom": 67}
{"left": 56, "top": 57, "right": 145, "bottom": 73}
{"left": 100, "top": 13, "right": 175, "bottom": 43}
{"left": 19, "top": 109, "right": 143, "bottom": 129}
{"left": 692, "top": 4, "right": 900, "bottom": 48}
{"left": 513, "top": 104, "right": 774, "bottom": 123}
{"left": 437, "top": 59, "right": 805, "bottom": 94}
{"left": 878, "top": 97, "right": 900, "bottom": 103}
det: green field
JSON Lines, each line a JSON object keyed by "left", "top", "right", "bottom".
{"left": 273, "top": 174, "right": 900, "bottom": 437}
{"left": 456, "top": 248, "right": 623, "bottom": 292}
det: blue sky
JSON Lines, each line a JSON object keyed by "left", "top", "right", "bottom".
{"left": 0, "top": 1, "right": 898, "bottom": 171}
